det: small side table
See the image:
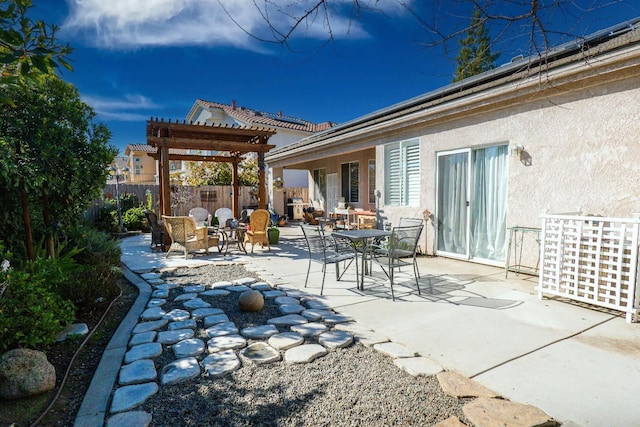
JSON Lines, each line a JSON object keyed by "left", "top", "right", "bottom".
{"left": 505, "top": 226, "right": 541, "bottom": 278}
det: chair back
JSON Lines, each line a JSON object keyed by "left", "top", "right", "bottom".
{"left": 249, "top": 209, "right": 270, "bottom": 233}
{"left": 300, "top": 224, "right": 327, "bottom": 261}
{"left": 215, "top": 208, "right": 234, "bottom": 228}
{"left": 144, "top": 210, "right": 159, "bottom": 228}
{"left": 388, "top": 225, "right": 423, "bottom": 259}
{"left": 189, "top": 207, "right": 211, "bottom": 226}
{"left": 162, "top": 216, "right": 197, "bottom": 244}
{"left": 398, "top": 217, "right": 423, "bottom": 228}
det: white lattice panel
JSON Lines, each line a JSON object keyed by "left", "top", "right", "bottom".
{"left": 538, "top": 213, "right": 640, "bottom": 322}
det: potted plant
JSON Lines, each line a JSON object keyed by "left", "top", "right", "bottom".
{"left": 268, "top": 224, "right": 280, "bottom": 245}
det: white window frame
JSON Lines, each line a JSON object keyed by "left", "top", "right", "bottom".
{"left": 384, "top": 139, "right": 420, "bottom": 207}
{"left": 341, "top": 161, "right": 359, "bottom": 204}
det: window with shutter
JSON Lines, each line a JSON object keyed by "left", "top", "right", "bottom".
{"left": 384, "top": 139, "right": 420, "bottom": 206}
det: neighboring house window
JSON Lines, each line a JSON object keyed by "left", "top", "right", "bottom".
{"left": 384, "top": 139, "right": 420, "bottom": 206}
{"left": 169, "top": 160, "right": 181, "bottom": 172}
{"left": 341, "top": 161, "right": 359, "bottom": 204}
{"left": 313, "top": 168, "right": 326, "bottom": 202}
{"left": 368, "top": 159, "right": 376, "bottom": 204}
{"left": 135, "top": 165, "right": 141, "bottom": 175}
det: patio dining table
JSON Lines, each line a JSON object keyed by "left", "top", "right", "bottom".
{"left": 332, "top": 229, "right": 391, "bottom": 290}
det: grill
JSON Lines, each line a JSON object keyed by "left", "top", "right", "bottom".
{"left": 287, "top": 197, "right": 305, "bottom": 220}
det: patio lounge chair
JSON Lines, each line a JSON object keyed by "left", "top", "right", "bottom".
{"left": 162, "top": 215, "right": 209, "bottom": 259}
{"left": 243, "top": 209, "right": 271, "bottom": 253}
{"left": 144, "top": 210, "right": 164, "bottom": 248}
{"left": 300, "top": 224, "right": 358, "bottom": 295}
{"left": 189, "top": 207, "right": 212, "bottom": 227}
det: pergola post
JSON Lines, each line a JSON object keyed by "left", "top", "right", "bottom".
{"left": 160, "top": 139, "right": 172, "bottom": 248}
{"left": 258, "top": 144, "right": 266, "bottom": 210}
{"left": 231, "top": 157, "right": 240, "bottom": 218}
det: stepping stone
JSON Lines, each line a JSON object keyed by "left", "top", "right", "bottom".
{"left": 262, "top": 290, "right": 285, "bottom": 299}
{"left": 110, "top": 383, "right": 158, "bottom": 414}
{"left": 183, "top": 285, "right": 205, "bottom": 293}
{"left": 239, "top": 342, "right": 281, "bottom": 365}
{"left": 132, "top": 319, "right": 168, "bottom": 334}
{"left": 463, "top": 397, "right": 555, "bottom": 427}
{"left": 373, "top": 342, "right": 417, "bottom": 359}
{"left": 55, "top": 323, "right": 89, "bottom": 342}
{"left": 140, "top": 272, "right": 161, "bottom": 280}
{"left": 151, "top": 289, "right": 169, "bottom": 298}
{"left": 284, "top": 344, "right": 327, "bottom": 364}
{"left": 200, "top": 289, "right": 230, "bottom": 297}
{"left": 322, "top": 313, "right": 352, "bottom": 325}
{"left": 174, "top": 293, "right": 198, "bottom": 302}
{"left": 207, "top": 335, "right": 247, "bottom": 353}
{"left": 203, "top": 350, "right": 241, "bottom": 377}
{"left": 129, "top": 331, "right": 156, "bottom": 347}
{"left": 394, "top": 357, "right": 443, "bottom": 377}
{"left": 163, "top": 309, "right": 190, "bottom": 321}
{"left": 146, "top": 278, "right": 164, "bottom": 285}
{"left": 173, "top": 338, "right": 205, "bottom": 358}
{"left": 124, "top": 343, "right": 163, "bottom": 364}
{"left": 268, "top": 332, "right": 304, "bottom": 351}
{"left": 154, "top": 283, "right": 178, "bottom": 290}
{"left": 203, "top": 314, "right": 230, "bottom": 328}
{"left": 147, "top": 298, "right": 166, "bottom": 307}
{"left": 283, "top": 289, "right": 306, "bottom": 298}
{"left": 157, "top": 329, "right": 194, "bottom": 345}
{"left": 291, "top": 322, "right": 327, "bottom": 337}
{"left": 183, "top": 298, "right": 211, "bottom": 309}
{"left": 279, "top": 304, "right": 305, "bottom": 315}
{"left": 211, "top": 280, "right": 233, "bottom": 288}
{"left": 226, "top": 285, "right": 251, "bottom": 292}
{"left": 233, "top": 277, "right": 257, "bottom": 286}
{"left": 267, "top": 314, "right": 308, "bottom": 327}
{"left": 333, "top": 322, "right": 387, "bottom": 346}
{"left": 140, "top": 307, "right": 166, "bottom": 321}
{"left": 119, "top": 359, "right": 157, "bottom": 385}
{"left": 305, "top": 300, "right": 331, "bottom": 310}
{"left": 318, "top": 330, "right": 354, "bottom": 349}
{"left": 191, "top": 307, "right": 224, "bottom": 319}
{"left": 106, "top": 411, "right": 152, "bottom": 427}
{"left": 160, "top": 357, "right": 201, "bottom": 386}
{"left": 301, "top": 309, "right": 333, "bottom": 321}
{"left": 432, "top": 416, "right": 466, "bottom": 427}
{"left": 436, "top": 371, "right": 499, "bottom": 398}
{"left": 251, "top": 282, "right": 272, "bottom": 291}
{"left": 205, "top": 322, "right": 239, "bottom": 338}
{"left": 168, "top": 319, "right": 197, "bottom": 330}
{"left": 241, "top": 324, "right": 279, "bottom": 339}
{"left": 274, "top": 296, "right": 300, "bottom": 305}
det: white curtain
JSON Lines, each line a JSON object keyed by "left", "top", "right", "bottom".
{"left": 471, "top": 146, "right": 508, "bottom": 261}
{"left": 437, "top": 152, "right": 468, "bottom": 255}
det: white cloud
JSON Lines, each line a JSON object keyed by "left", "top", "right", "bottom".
{"left": 82, "top": 94, "right": 161, "bottom": 121}
{"left": 62, "top": 0, "right": 412, "bottom": 49}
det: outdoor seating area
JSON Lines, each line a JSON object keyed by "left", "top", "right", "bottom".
{"left": 162, "top": 215, "right": 212, "bottom": 259}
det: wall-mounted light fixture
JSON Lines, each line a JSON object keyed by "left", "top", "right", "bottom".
{"left": 511, "top": 144, "right": 525, "bottom": 158}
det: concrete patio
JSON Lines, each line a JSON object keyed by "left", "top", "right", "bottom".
{"left": 119, "top": 224, "right": 640, "bottom": 426}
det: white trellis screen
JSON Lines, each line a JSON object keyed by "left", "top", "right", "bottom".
{"left": 538, "top": 212, "right": 640, "bottom": 322}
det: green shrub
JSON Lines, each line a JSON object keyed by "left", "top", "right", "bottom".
{"left": 66, "top": 225, "right": 121, "bottom": 266}
{"left": 123, "top": 206, "right": 148, "bottom": 231}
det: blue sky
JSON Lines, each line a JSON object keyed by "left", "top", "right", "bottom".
{"left": 33, "top": 1, "right": 640, "bottom": 155}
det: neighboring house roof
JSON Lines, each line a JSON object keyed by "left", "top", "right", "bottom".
{"left": 187, "top": 99, "right": 336, "bottom": 133}
{"left": 267, "top": 16, "right": 640, "bottom": 161}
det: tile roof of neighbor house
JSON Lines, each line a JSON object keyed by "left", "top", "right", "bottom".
{"left": 125, "top": 144, "right": 188, "bottom": 155}
{"left": 189, "top": 99, "right": 337, "bottom": 133}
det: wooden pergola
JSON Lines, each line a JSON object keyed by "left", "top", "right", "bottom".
{"left": 146, "top": 118, "right": 277, "bottom": 222}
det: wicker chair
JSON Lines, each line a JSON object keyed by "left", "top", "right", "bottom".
{"left": 243, "top": 209, "right": 271, "bottom": 253}
{"left": 162, "top": 215, "right": 209, "bottom": 259}
{"left": 144, "top": 210, "right": 164, "bottom": 248}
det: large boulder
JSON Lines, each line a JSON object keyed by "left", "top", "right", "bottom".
{"left": 238, "top": 290, "right": 264, "bottom": 312}
{"left": 0, "top": 349, "right": 56, "bottom": 400}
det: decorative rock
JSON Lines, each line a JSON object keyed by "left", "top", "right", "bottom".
{"left": 279, "top": 304, "right": 305, "bottom": 315}
{"left": 173, "top": 338, "right": 205, "bottom": 358}
{"left": 119, "top": 359, "right": 157, "bottom": 385}
{"left": 233, "top": 277, "right": 257, "bottom": 286}
{"left": 268, "top": 332, "right": 304, "bottom": 350}
{"left": 110, "top": 382, "right": 158, "bottom": 413}
{"left": 132, "top": 319, "right": 168, "bottom": 334}
{"left": 305, "top": 300, "right": 332, "bottom": 310}
{"left": 124, "top": 343, "right": 163, "bottom": 364}
{"left": 191, "top": 307, "right": 224, "bottom": 319}
{"left": 106, "top": 411, "right": 152, "bottom": 427}
{"left": 168, "top": 319, "right": 197, "bottom": 330}
{"left": 267, "top": 314, "right": 308, "bottom": 327}
{"left": 55, "top": 323, "right": 89, "bottom": 342}
{"left": 174, "top": 292, "right": 198, "bottom": 301}
{"left": 284, "top": 344, "right": 328, "bottom": 364}
{"left": 301, "top": 309, "right": 333, "bottom": 321}
{"left": 262, "top": 290, "right": 285, "bottom": 299}
{"left": 146, "top": 278, "right": 165, "bottom": 285}
{"left": 291, "top": 322, "right": 327, "bottom": 337}
{"left": 163, "top": 309, "right": 190, "bottom": 322}
{"left": 437, "top": 371, "right": 500, "bottom": 398}
{"left": 211, "top": 280, "right": 233, "bottom": 288}
{"left": 183, "top": 298, "right": 211, "bottom": 309}
{"left": 157, "top": 329, "right": 194, "bottom": 345}
{"left": 322, "top": 313, "right": 352, "bottom": 325}
{"left": 207, "top": 335, "right": 247, "bottom": 353}
{"left": 205, "top": 322, "right": 239, "bottom": 337}
{"left": 394, "top": 357, "right": 443, "bottom": 376}
{"left": 160, "top": 357, "right": 200, "bottom": 385}
{"left": 203, "top": 350, "right": 241, "bottom": 377}
{"left": 282, "top": 289, "right": 306, "bottom": 298}
{"left": 226, "top": 285, "right": 251, "bottom": 293}
{"left": 129, "top": 331, "right": 156, "bottom": 347}
{"left": 462, "top": 397, "right": 556, "bottom": 427}
{"left": 200, "top": 289, "right": 230, "bottom": 297}
{"left": 251, "top": 282, "right": 272, "bottom": 291}
{"left": 151, "top": 289, "right": 169, "bottom": 298}
{"left": 154, "top": 282, "right": 178, "bottom": 290}
{"left": 274, "top": 296, "right": 300, "bottom": 305}
{"left": 183, "top": 284, "right": 205, "bottom": 293}
{"left": 241, "top": 324, "right": 279, "bottom": 339}
{"left": 140, "top": 272, "right": 161, "bottom": 280}
{"left": 0, "top": 349, "right": 56, "bottom": 400}
{"left": 318, "top": 330, "right": 354, "bottom": 349}
{"left": 239, "top": 342, "right": 281, "bottom": 365}
{"left": 373, "top": 342, "right": 417, "bottom": 359}
{"left": 238, "top": 290, "right": 264, "bottom": 312}
{"left": 140, "top": 307, "right": 166, "bottom": 321}
{"left": 203, "top": 314, "right": 230, "bottom": 328}
{"left": 147, "top": 298, "right": 166, "bottom": 307}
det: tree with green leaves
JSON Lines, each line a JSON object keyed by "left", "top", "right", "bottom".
{"left": 185, "top": 155, "right": 259, "bottom": 186}
{"left": 0, "top": 0, "right": 72, "bottom": 104}
{"left": 453, "top": 8, "right": 500, "bottom": 82}
{"left": 0, "top": 74, "right": 117, "bottom": 258}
